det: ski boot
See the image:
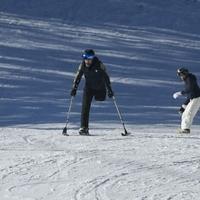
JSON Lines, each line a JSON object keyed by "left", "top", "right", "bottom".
{"left": 178, "top": 129, "right": 190, "bottom": 134}
{"left": 79, "top": 127, "right": 90, "bottom": 136}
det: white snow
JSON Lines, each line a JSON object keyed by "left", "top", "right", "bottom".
{"left": 1, "top": 124, "right": 200, "bottom": 200}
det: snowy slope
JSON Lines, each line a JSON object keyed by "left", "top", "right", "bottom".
{"left": 1, "top": 0, "right": 200, "bottom": 33}
{"left": 1, "top": 12, "right": 200, "bottom": 126}
{"left": 1, "top": 1, "right": 200, "bottom": 199}
{"left": 1, "top": 125, "right": 200, "bottom": 200}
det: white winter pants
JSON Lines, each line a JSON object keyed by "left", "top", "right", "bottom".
{"left": 181, "top": 97, "right": 200, "bottom": 130}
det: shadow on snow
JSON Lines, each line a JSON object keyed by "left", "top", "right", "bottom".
{"left": 1, "top": 13, "right": 200, "bottom": 127}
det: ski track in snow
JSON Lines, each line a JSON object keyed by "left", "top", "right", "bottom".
{"left": 1, "top": 125, "right": 200, "bottom": 200}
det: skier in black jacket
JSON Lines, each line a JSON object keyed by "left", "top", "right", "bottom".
{"left": 70, "top": 49, "right": 114, "bottom": 135}
{"left": 173, "top": 68, "right": 200, "bottom": 134}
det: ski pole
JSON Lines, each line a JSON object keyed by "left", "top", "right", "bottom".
{"left": 62, "top": 96, "right": 74, "bottom": 136}
{"left": 112, "top": 96, "right": 129, "bottom": 136}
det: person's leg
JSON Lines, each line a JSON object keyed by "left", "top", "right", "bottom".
{"left": 81, "top": 88, "right": 93, "bottom": 130}
{"left": 94, "top": 89, "right": 106, "bottom": 101}
{"left": 181, "top": 97, "right": 200, "bottom": 130}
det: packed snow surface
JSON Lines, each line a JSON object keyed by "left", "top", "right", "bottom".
{"left": 1, "top": 124, "right": 200, "bottom": 200}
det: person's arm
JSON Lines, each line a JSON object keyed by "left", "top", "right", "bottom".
{"left": 70, "top": 63, "right": 84, "bottom": 96}
{"left": 181, "top": 75, "right": 196, "bottom": 95}
{"left": 100, "top": 63, "right": 114, "bottom": 97}
{"left": 173, "top": 75, "right": 196, "bottom": 99}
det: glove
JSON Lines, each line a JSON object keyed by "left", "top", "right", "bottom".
{"left": 173, "top": 91, "right": 182, "bottom": 99}
{"left": 179, "top": 107, "right": 185, "bottom": 115}
{"left": 108, "top": 89, "right": 114, "bottom": 98}
{"left": 70, "top": 88, "right": 77, "bottom": 96}
{"left": 178, "top": 104, "right": 186, "bottom": 115}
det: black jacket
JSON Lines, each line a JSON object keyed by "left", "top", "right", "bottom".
{"left": 72, "top": 57, "right": 112, "bottom": 91}
{"left": 182, "top": 73, "right": 200, "bottom": 104}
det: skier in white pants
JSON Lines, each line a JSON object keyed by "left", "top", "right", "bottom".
{"left": 173, "top": 68, "right": 200, "bottom": 134}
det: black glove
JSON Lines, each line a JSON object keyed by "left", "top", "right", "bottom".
{"left": 70, "top": 88, "right": 77, "bottom": 96}
{"left": 108, "top": 88, "right": 114, "bottom": 98}
{"left": 179, "top": 106, "right": 185, "bottom": 115}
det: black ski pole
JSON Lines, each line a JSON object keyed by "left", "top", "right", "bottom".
{"left": 62, "top": 96, "right": 74, "bottom": 136}
{"left": 112, "top": 96, "right": 130, "bottom": 136}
